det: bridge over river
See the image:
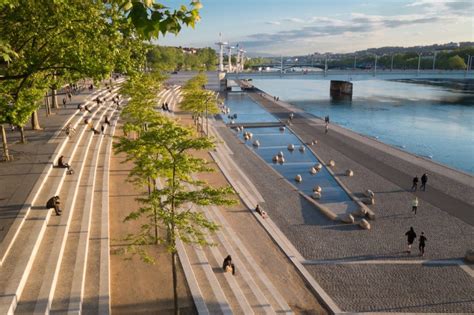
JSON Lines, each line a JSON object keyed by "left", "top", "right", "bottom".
{"left": 226, "top": 69, "right": 474, "bottom": 81}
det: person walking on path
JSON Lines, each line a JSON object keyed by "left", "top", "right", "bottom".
{"left": 411, "top": 175, "right": 419, "bottom": 191}
{"left": 46, "top": 196, "right": 62, "bottom": 216}
{"left": 412, "top": 197, "right": 419, "bottom": 215}
{"left": 62, "top": 97, "right": 67, "bottom": 107}
{"left": 419, "top": 232, "right": 427, "bottom": 256}
{"left": 222, "top": 255, "right": 236, "bottom": 275}
{"left": 405, "top": 227, "right": 417, "bottom": 254}
{"left": 325, "top": 122, "right": 329, "bottom": 134}
{"left": 421, "top": 173, "right": 428, "bottom": 191}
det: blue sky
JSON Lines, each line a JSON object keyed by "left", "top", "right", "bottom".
{"left": 158, "top": 0, "right": 474, "bottom": 56}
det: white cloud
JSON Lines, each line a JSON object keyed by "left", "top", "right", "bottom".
{"left": 265, "top": 21, "right": 281, "bottom": 25}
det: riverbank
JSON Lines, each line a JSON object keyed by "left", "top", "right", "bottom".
{"left": 213, "top": 87, "right": 474, "bottom": 312}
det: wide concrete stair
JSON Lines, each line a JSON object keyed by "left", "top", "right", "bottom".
{"left": 159, "top": 87, "right": 294, "bottom": 315}
{"left": 0, "top": 81, "right": 124, "bottom": 315}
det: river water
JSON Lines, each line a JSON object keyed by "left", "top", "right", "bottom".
{"left": 250, "top": 78, "right": 474, "bottom": 174}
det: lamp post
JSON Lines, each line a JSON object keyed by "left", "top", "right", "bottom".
{"left": 353, "top": 55, "right": 357, "bottom": 70}
{"left": 432, "top": 51, "right": 437, "bottom": 71}
{"left": 391, "top": 54, "right": 394, "bottom": 72}
{"left": 417, "top": 52, "right": 422, "bottom": 75}
{"left": 373, "top": 54, "right": 378, "bottom": 76}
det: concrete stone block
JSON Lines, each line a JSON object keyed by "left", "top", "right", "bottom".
{"left": 359, "top": 219, "right": 371, "bottom": 230}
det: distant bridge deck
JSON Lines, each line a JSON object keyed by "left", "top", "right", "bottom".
{"left": 226, "top": 69, "right": 474, "bottom": 81}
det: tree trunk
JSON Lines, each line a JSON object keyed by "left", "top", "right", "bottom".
{"left": 45, "top": 92, "right": 51, "bottom": 116}
{"left": 31, "top": 111, "right": 41, "bottom": 130}
{"left": 1, "top": 124, "right": 11, "bottom": 161}
{"left": 51, "top": 88, "right": 58, "bottom": 109}
{"left": 171, "top": 251, "right": 178, "bottom": 315}
{"left": 19, "top": 126, "right": 26, "bottom": 143}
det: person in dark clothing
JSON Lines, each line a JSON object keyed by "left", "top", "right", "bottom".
{"left": 222, "top": 255, "right": 235, "bottom": 275}
{"left": 104, "top": 116, "right": 111, "bottom": 126}
{"left": 62, "top": 98, "right": 67, "bottom": 107}
{"left": 84, "top": 105, "right": 92, "bottom": 113}
{"left": 58, "top": 155, "right": 70, "bottom": 170}
{"left": 101, "top": 124, "right": 105, "bottom": 134}
{"left": 255, "top": 204, "right": 267, "bottom": 218}
{"left": 67, "top": 92, "right": 72, "bottom": 101}
{"left": 46, "top": 196, "right": 62, "bottom": 216}
{"left": 419, "top": 232, "right": 427, "bottom": 256}
{"left": 420, "top": 173, "right": 428, "bottom": 191}
{"left": 162, "top": 103, "right": 166, "bottom": 111}
{"left": 411, "top": 176, "right": 419, "bottom": 191}
{"left": 405, "top": 227, "right": 417, "bottom": 254}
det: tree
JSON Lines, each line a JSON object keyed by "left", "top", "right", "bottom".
{"left": 115, "top": 117, "right": 235, "bottom": 315}
{"left": 0, "top": 0, "right": 203, "bottom": 158}
{"left": 180, "top": 73, "right": 221, "bottom": 134}
{"left": 447, "top": 55, "right": 466, "bottom": 70}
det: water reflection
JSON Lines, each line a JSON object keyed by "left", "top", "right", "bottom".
{"left": 252, "top": 79, "right": 474, "bottom": 174}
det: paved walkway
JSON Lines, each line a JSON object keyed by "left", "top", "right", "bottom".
{"left": 211, "top": 89, "right": 474, "bottom": 313}
{"left": 155, "top": 83, "right": 327, "bottom": 314}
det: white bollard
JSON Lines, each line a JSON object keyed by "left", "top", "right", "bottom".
{"left": 295, "top": 174, "right": 302, "bottom": 182}
{"left": 310, "top": 167, "right": 318, "bottom": 175}
{"left": 299, "top": 145, "right": 305, "bottom": 152}
{"left": 253, "top": 140, "right": 260, "bottom": 147}
{"left": 288, "top": 144, "right": 295, "bottom": 151}
{"left": 328, "top": 160, "right": 335, "bottom": 167}
{"left": 346, "top": 169, "right": 354, "bottom": 177}
{"left": 315, "top": 163, "right": 323, "bottom": 170}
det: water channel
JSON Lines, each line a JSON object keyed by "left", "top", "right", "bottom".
{"left": 222, "top": 93, "right": 358, "bottom": 216}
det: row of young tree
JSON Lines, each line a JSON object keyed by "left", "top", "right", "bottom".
{"left": 0, "top": 0, "right": 202, "bottom": 160}
{"left": 114, "top": 71, "right": 235, "bottom": 314}
{"left": 146, "top": 45, "right": 218, "bottom": 71}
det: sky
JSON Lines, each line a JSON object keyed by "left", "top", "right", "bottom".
{"left": 158, "top": 0, "right": 474, "bottom": 56}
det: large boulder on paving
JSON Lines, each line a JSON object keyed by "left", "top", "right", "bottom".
{"left": 341, "top": 213, "right": 354, "bottom": 223}
{"left": 346, "top": 169, "right": 354, "bottom": 176}
{"left": 295, "top": 174, "right": 302, "bottom": 183}
{"left": 328, "top": 160, "right": 335, "bottom": 167}
{"left": 359, "top": 219, "right": 371, "bottom": 230}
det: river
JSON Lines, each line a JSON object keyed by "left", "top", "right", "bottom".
{"left": 250, "top": 78, "right": 474, "bottom": 174}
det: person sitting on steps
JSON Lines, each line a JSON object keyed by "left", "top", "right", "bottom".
{"left": 46, "top": 196, "right": 62, "bottom": 216}
{"left": 255, "top": 204, "right": 267, "bottom": 218}
{"left": 222, "top": 255, "right": 235, "bottom": 275}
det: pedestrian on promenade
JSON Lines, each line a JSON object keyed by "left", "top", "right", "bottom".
{"left": 46, "top": 196, "right": 62, "bottom": 216}
{"left": 405, "top": 227, "right": 417, "bottom": 254}
{"left": 419, "top": 232, "right": 427, "bottom": 256}
{"left": 67, "top": 92, "right": 72, "bottom": 102}
{"left": 62, "top": 97, "right": 67, "bottom": 107}
{"left": 412, "top": 197, "right": 419, "bottom": 215}
{"left": 84, "top": 105, "right": 92, "bottom": 113}
{"left": 411, "top": 175, "right": 419, "bottom": 191}
{"left": 101, "top": 124, "right": 105, "bottom": 134}
{"left": 325, "top": 122, "right": 329, "bottom": 134}
{"left": 421, "top": 173, "right": 428, "bottom": 191}
{"left": 104, "top": 116, "right": 111, "bottom": 126}
{"left": 222, "top": 255, "right": 235, "bottom": 275}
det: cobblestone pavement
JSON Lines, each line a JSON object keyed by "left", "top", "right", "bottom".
{"left": 214, "top": 90, "right": 474, "bottom": 312}
{"left": 306, "top": 264, "right": 474, "bottom": 313}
